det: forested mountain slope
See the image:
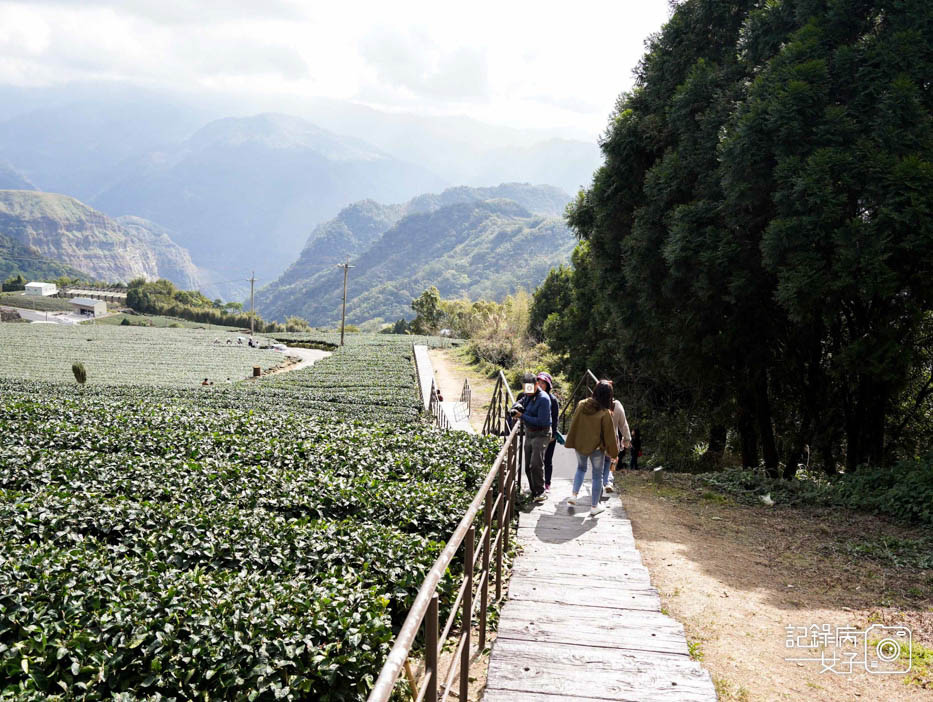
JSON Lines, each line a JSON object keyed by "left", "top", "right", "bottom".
{"left": 256, "top": 189, "right": 575, "bottom": 325}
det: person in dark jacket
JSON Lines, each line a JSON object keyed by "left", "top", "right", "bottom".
{"left": 536, "top": 372, "right": 559, "bottom": 492}
{"left": 512, "top": 373, "right": 551, "bottom": 504}
{"left": 506, "top": 373, "right": 535, "bottom": 433}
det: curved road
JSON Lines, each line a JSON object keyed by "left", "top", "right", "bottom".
{"left": 274, "top": 346, "right": 331, "bottom": 373}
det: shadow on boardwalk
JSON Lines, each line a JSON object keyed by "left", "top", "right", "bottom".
{"left": 484, "top": 445, "right": 717, "bottom": 702}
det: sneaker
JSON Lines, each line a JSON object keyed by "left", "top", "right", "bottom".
{"left": 604, "top": 484, "right": 613, "bottom": 493}
{"left": 568, "top": 494, "right": 578, "bottom": 505}
{"left": 544, "top": 483, "right": 551, "bottom": 492}
{"left": 589, "top": 504, "right": 606, "bottom": 516}
{"left": 533, "top": 494, "right": 547, "bottom": 504}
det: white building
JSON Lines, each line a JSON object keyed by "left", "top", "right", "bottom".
{"left": 70, "top": 297, "right": 106, "bottom": 317}
{"left": 25, "top": 282, "right": 58, "bottom": 296}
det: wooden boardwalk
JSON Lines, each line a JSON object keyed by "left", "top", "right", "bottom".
{"left": 413, "top": 344, "right": 473, "bottom": 433}
{"left": 484, "top": 445, "right": 717, "bottom": 701}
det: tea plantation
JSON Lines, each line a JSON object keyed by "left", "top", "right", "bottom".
{"left": 0, "top": 325, "right": 283, "bottom": 386}
{"left": 0, "top": 332, "right": 499, "bottom": 700}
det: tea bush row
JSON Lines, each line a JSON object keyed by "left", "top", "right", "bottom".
{"left": 0, "top": 334, "right": 499, "bottom": 699}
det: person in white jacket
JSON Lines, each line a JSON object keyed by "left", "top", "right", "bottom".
{"left": 602, "top": 381, "right": 631, "bottom": 493}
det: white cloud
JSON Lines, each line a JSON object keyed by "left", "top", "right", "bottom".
{"left": 360, "top": 29, "right": 489, "bottom": 100}
{"left": 18, "top": 0, "right": 306, "bottom": 25}
{"left": 0, "top": 0, "right": 673, "bottom": 137}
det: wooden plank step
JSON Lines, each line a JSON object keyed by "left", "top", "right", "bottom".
{"left": 507, "top": 571, "right": 658, "bottom": 596}
{"left": 517, "top": 508, "right": 633, "bottom": 525}
{"left": 497, "top": 601, "right": 689, "bottom": 656}
{"left": 486, "top": 692, "right": 624, "bottom": 702}
{"left": 511, "top": 560, "right": 653, "bottom": 585}
{"left": 516, "top": 525, "right": 638, "bottom": 546}
{"left": 515, "top": 541, "right": 646, "bottom": 563}
{"left": 507, "top": 579, "right": 660, "bottom": 612}
{"left": 485, "top": 638, "right": 716, "bottom": 701}
{"left": 512, "top": 560, "right": 649, "bottom": 579}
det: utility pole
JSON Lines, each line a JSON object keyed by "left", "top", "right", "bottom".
{"left": 248, "top": 271, "right": 256, "bottom": 336}
{"left": 337, "top": 256, "right": 354, "bottom": 346}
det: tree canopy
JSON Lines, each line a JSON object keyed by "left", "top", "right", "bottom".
{"left": 540, "top": 0, "right": 932, "bottom": 475}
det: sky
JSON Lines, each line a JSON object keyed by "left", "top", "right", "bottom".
{"left": 0, "top": 0, "right": 673, "bottom": 140}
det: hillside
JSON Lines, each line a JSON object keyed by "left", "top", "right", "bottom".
{"left": 91, "top": 113, "right": 447, "bottom": 297}
{"left": 0, "top": 232, "right": 88, "bottom": 282}
{"left": 255, "top": 190, "right": 576, "bottom": 325}
{"left": 0, "top": 191, "right": 200, "bottom": 288}
{"left": 268, "top": 183, "right": 571, "bottom": 295}
{"left": 115, "top": 216, "right": 202, "bottom": 290}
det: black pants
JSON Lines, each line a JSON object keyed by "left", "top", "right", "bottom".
{"left": 523, "top": 431, "right": 550, "bottom": 497}
{"left": 544, "top": 439, "right": 556, "bottom": 486}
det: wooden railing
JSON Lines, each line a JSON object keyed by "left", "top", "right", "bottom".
{"left": 481, "top": 370, "right": 517, "bottom": 437}
{"left": 427, "top": 379, "right": 451, "bottom": 430}
{"left": 459, "top": 378, "right": 472, "bottom": 417}
{"left": 366, "top": 420, "right": 521, "bottom": 702}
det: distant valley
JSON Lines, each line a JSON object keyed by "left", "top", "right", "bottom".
{"left": 90, "top": 113, "right": 447, "bottom": 297}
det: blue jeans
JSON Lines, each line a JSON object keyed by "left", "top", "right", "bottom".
{"left": 602, "top": 454, "right": 615, "bottom": 487}
{"left": 572, "top": 449, "right": 604, "bottom": 507}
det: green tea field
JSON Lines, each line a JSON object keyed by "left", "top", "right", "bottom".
{"left": 0, "top": 330, "right": 498, "bottom": 700}
{"left": 0, "top": 325, "right": 282, "bottom": 386}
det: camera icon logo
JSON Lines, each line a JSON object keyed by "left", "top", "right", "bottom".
{"left": 864, "top": 625, "right": 911, "bottom": 674}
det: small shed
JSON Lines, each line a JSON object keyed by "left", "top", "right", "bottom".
{"left": 70, "top": 297, "right": 106, "bottom": 317}
{"left": 25, "top": 282, "right": 58, "bottom": 296}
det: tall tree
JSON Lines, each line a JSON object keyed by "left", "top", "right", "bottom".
{"left": 551, "top": 0, "right": 932, "bottom": 473}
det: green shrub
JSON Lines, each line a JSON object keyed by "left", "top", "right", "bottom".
{"left": 699, "top": 456, "right": 933, "bottom": 526}
{"left": 71, "top": 362, "right": 86, "bottom": 385}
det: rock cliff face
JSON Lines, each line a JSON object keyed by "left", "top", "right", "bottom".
{"left": 116, "top": 216, "right": 201, "bottom": 290}
{"left": 0, "top": 191, "right": 199, "bottom": 288}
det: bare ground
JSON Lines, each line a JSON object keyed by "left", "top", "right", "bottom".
{"left": 428, "top": 346, "right": 498, "bottom": 433}
{"left": 618, "top": 470, "right": 933, "bottom": 701}
{"left": 260, "top": 347, "right": 331, "bottom": 375}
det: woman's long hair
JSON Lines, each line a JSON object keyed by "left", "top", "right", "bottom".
{"left": 593, "top": 380, "right": 613, "bottom": 410}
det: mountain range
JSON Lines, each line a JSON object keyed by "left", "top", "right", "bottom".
{"left": 255, "top": 184, "right": 575, "bottom": 325}
{"left": 0, "top": 87, "right": 598, "bottom": 310}
{"left": 0, "top": 191, "right": 200, "bottom": 288}
{"left": 0, "top": 89, "right": 598, "bottom": 286}
{"left": 90, "top": 113, "right": 446, "bottom": 296}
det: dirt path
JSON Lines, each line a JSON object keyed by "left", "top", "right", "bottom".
{"left": 428, "top": 346, "right": 497, "bottom": 433}
{"left": 617, "top": 471, "right": 932, "bottom": 701}
{"left": 263, "top": 347, "right": 331, "bottom": 375}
